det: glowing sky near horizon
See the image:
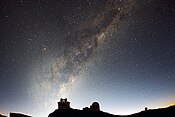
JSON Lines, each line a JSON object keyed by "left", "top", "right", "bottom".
{"left": 0, "top": 0, "right": 175, "bottom": 117}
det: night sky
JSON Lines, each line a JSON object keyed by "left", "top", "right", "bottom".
{"left": 0, "top": 0, "right": 175, "bottom": 117}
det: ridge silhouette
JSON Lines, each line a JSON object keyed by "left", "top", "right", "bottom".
{"left": 1, "top": 98, "right": 175, "bottom": 117}
{"left": 48, "top": 98, "right": 175, "bottom": 117}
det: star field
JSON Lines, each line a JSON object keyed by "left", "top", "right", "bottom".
{"left": 0, "top": 0, "right": 175, "bottom": 117}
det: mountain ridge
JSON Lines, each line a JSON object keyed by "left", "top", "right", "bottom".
{"left": 48, "top": 104, "right": 175, "bottom": 117}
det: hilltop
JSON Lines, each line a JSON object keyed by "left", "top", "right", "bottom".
{"left": 48, "top": 98, "right": 175, "bottom": 117}
{"left": 1, "top": 98, "right": 175, "bottom": 117}
{"left": 48, "top": 105, "right": 175, "bottom": 117}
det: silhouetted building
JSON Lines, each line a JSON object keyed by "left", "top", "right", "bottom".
{"left": 83, "top": 102, "right": 100, "bottom": 111}
{"left": 90, "top": 102, "right": 100, "bottom": 111}
{"left": 145, "top": 107, "right": 148, "bottom": 111}
{"left": 10, "top": 113, "right": 31, "bottom": 117}
{"left": 58, "top": 98, "right": 70, "bottom": 109}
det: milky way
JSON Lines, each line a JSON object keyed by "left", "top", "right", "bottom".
{"left": 29, "top": 0, "right": 136, "bottom": 102}
{"left": 1, "top": 0, "right": 175, "bottom": 116}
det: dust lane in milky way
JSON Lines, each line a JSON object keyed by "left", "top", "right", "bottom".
{"left": 29, "top": 0, "right": 136, "bottom": 102}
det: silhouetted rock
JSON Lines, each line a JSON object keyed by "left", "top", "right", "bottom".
{"left": 10, "top": 113, "right": 32, "bottom": 117}
{"left": 0, "top": 114, "right": 7, "bottom": 117}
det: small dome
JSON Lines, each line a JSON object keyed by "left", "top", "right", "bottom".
{"left": 92, "top": 102, "right": 100, "bottom": 106}
{"left": 90, "top": 102, "right": 100, "bottom": 111}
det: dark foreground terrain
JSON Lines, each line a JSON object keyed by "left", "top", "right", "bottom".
{"left": 0, "top": 114, "right": 6, "bottom": 117}
{"left": 48, "top": 105, "right": 175, "bottom": 117}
